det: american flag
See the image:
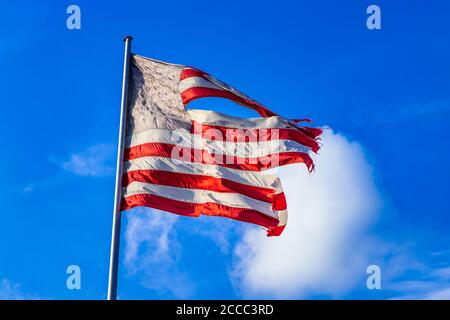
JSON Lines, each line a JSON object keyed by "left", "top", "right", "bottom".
{"left": 120, "top": 54, "right": 322, "bottom": 236}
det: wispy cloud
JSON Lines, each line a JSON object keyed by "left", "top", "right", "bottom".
{"left": 385, "top": 248, "right": 450, "bottom": 300}
{"left": 61, "top": 144, "right": 115, "bottom": 177}
{"left": 390, "top": 272, "right": 450, "bottom": 300}
{"left": 370, "top": 100, "right": 450, "bottom": 124}
{"left": 124, "top": 208, "right": 195, "bottom": 298}
{"left": 422, "top": 288, "right": 450, "bottom": 300}
{"left": 230, "top": 130, "right": 383, "bottom": 298}
{"left": 0, "top": 279, "right": 37, "bottom": 300}
{"left": 186, "top": 217, "right": 237, "bottom": 255}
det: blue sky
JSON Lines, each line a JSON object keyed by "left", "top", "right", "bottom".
{"left": 0, "top": 0, "right": 450, "bottom": 299}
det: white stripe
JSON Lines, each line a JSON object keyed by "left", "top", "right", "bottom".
{"left": 124, "top": 181, "right": 279, "bottom": 219}
{"left": 179, "top": 76, "right": 221, "bottom": 93}
{"left": 124, "top": 156, "right": 283, "bottom": 193}
{"left": 277, "top": 210, "right": 287, "bottom": 226}
{"left": 126, "top": 129, "right": 309, "bottom": 156}
{"left": 188, "top": 109, "right": 293, "bottom": 130}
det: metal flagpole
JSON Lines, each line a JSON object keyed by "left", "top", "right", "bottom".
{"left": 107, "top": 35, "right": 133, "bottom": 300}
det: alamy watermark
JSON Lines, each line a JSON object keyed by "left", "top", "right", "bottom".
{"left": 366, "top": 264, "right": 381, "bottom": 290}
{"left": 366, "top": 5, "right": 381, "bottom": 30}
{"left": 66, "top": 265, "right": 81, "bottom": 290}
{"left": 66, "top": 5, "right": 81, "bottom": 30}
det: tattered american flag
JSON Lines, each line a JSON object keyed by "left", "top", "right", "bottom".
{"left": 120, "top": 54, "right": 322, "bottom": 236}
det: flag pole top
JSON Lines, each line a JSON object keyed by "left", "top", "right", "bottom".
{"left": 123, "top": 35, "right": 133, "bottom": 41}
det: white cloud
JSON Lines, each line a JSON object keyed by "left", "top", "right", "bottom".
{"left": 124, "top": 208, "right": 194, "bottom": 298}
{"left": 231, "top": 130, "right": 382, "bottom": 298}
{"left": 61, "top": 144, "right": 114, "bottom": 177}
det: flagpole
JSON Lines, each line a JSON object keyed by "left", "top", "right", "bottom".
{"left": 107, "top": 35, "right": 133, "bottom": 300}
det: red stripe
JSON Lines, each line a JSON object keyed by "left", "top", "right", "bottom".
{"left": 124, "top": 142, "right": 313, "bottom": 171}
{"left": 267, "top": 225, "right": 285, "bottom": 237}
{"left": 179, "top": 67, "right": 322, "bottom": 145}
{"left": 121, "top": 193, "right": 281, "bottom": 236}
{"left": 123, "top": 169, "right": 287, "bottom": 208}
{"left": 125, "top": 142, "right": 173, "bottom": 160}
{"left": 192, "top": 121, "right": 321, "bottom": 153}
{"left": 300, "top": 126, "right": 323, "bottom": 139}
{"left": 181, "top": 87, "right": 277, "bottom": 118}
{"left": 180, "top": 67, "right": 209, "bottom": 80}
{"left": 272, "top": 192, "right": 287, "bottom": 211}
